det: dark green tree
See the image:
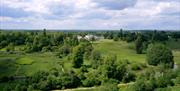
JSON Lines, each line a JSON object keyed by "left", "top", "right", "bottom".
{"left": 43, "top": 29, "right": 47, "bottom": 36}
{"left": 135, "top": 34, "right": 143, "bottom": 54}
{"left": 146, "top": 43, "right": 174, "bottom": 68}
{"left": 72, "top": 45, "right": 84, "bottom": 68}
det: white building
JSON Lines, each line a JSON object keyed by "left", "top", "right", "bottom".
{"left": 77, "top": 34, "right": 104, "bottom": 41}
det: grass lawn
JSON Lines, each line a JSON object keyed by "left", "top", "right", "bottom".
{"left": 93, "top": 39, "right": 146, "bottom": 63}
{"left": 0, "top": 52, "right": 62, "bottom": 76}
{"left": 16, "top": 57, "right": 34, "bottom": 65}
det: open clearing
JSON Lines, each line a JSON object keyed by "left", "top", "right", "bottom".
{"left": 16, "top": 57, "right": 34, "bottom": 65}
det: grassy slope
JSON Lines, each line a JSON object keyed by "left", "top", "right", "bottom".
{"left": 0, "top": 52, "right": 62, "bottom": 77}
{"left": 16, "top": 57, "right": 34, "bottom": 65}
{"left": 93, "top": 39, "right": 145, "bottom": 63}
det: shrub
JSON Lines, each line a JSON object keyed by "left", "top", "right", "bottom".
{"left": 82, "top": 70, "right": 101, "bottom": 87}
{"left": 146, "top": 43, "right": 174, "bottom": 68}
{"left": 0, "top": 76, "right": 9, "bottom": 82}
{"left": 131, "top": 63, "right": 147, "bottom": 70}
{"left": 122, "top": 71, "right": 136, "bottom": 83}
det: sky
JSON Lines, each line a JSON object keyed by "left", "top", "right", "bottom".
{"left": 0, "top": 0, "right": 180, "bottom": 30}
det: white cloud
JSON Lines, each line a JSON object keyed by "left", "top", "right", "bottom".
{"left": 0, "top": 0, "right": 180, "bottom": 29}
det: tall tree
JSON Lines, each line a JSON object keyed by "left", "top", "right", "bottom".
{"left": 135, "top": 34, "right": 143, "bottom": 54}
{"left": 43, "top": 29, "right": 47, "bottom": 36}
{"left": 72, "top": 45, "right": 84, "bottom": 68}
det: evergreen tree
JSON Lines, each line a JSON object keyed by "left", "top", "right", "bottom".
{"left": 72, "top": 45, "right": 84, "bottom": 68}
{"left": 135, "top": 34, "right": 143, "bottom": 54}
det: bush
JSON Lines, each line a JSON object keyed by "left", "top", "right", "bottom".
{"left": 82, "top": 70, "right": 101, "bottom": 87}
{"left": 122, "top": 71, "right": 136, "bottom": 83}
{"left": 133, "top": 67, "right": 178, "bottom": 91}
{"left": 146, "top": 43, "right": 174, "bottom": 68}
{"left": 57, "top": 45, "right": 71, "bottom": 58}
{"left": 0, "top": 76, "right": 9, "bottom": 82}
{"left": 91, "top": 50, "right": 102, "bottom": 69}
{"left": 131, "top": 63, "right": 147, "bottom": 70}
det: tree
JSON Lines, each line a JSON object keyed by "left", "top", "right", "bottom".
{"left": 43, "top": 29, "right": 47, "bottom": 36}
{"left": 27, "top": 85, "right": 33, "bottom": 91}
{"left": 118, "top": 29, "right": 123, "bottom": 40}
{"left": 99, "top": 56, "right": 128, "bottom": 81}
{"left": 72, "top": 45, "right": 84, "bottom": 68}
{"left": 152, "top": 30, "right": 168, "bottom": 42}
{"left": 82, "top": 70, "right": 101, "bottom": 87}
{"left": 135, "top": 34, "right": 143, "bottom": 54}
{"left": 57, "top": 45, "right": 71, "bottom": 58}
{"left": 15, "top": 84, "right": 21, "bottom": 91}
{"left": 146, "top": 43, "right": 174, "bottom": 68}
{"left": 60, "top": 72, "right": 81, "bottom": 88}
{"left": 6, "top": 43, "right": 14, "bottom": 52}
{"left": 91, "top": 50, "right": 102, "bottom": 68}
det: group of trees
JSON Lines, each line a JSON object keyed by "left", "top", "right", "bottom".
{"left": 2, "top": 56, "right": 136, "bottom": 91}
{"left": 0, "top": 30, "right": 80, "bottom": 53}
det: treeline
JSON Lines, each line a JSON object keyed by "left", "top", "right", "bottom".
{"left": 102, "top": 30, "right": 180, "bottom": 54}
{"left": 0, "top": 30, "right": 81, "bottom": 53}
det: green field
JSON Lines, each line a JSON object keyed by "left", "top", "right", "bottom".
{"left": 93, "top": 39, "right": 146, "bottom": 63}
{"left": 16, "top": 57, "right": 34, "bottom": 65}
{"left": 0, "top": 52, "right": 62, "bottom": 77}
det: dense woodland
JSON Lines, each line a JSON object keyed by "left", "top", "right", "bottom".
{"left": 0, "top": 29, "right": 180, "bottom": 91}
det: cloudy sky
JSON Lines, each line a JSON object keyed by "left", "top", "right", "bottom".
{"left": 0, "top": 0, "right": 180, "bottom": 30}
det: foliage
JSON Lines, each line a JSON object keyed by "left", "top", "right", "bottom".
{"left": 73, "top": 44, "right": 84, "bottom": 68}
{"left": 82, "top": 70, "right": 101, "bottom": 87}
{"left": 135, "top": 34, "right": 143, "bottom": 54}
{"left": 57, "top": 45, "right": 71, "bottom": 58}
{"left": 146, "top": 43, "right": 174, "bottom": 68}
{"left": 133, "top": 67, "right": 178, "bottom": 91}
{"left": 99, "top": 56, "right": 131, "bottom": 82}
{"left": 91, "top": 50, "right": 102, "bottom": 69}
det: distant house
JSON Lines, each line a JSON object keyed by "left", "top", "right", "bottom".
{"left": 77, "top": 34, "right": 104, "bottom": 41}
{"left": 77, "top": 35, "right": 83, "bottom": 40}
{"left": 84, "top": 35, "right": 95, "bottom": 40}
